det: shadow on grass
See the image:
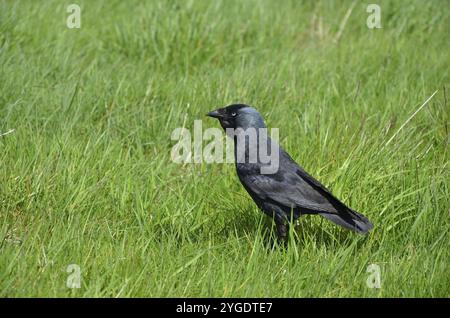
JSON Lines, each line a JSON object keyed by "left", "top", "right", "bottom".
{"left": 150, "top": 205, "right": 369, "bottom": 252}
{"left": 217, "top": 207, "right": 364, "bottom": 250}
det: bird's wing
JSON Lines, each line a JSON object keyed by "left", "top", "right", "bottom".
{"left": 240, "top": 162, "right": 341, "bottom": 213}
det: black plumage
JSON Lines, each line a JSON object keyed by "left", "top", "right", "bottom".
{"left": 207, "top": 104, "right": 373, "bottom": 242}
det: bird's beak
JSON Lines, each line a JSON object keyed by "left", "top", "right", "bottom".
{"left": 206, "top": 110, "right": 222, "bottom": 119}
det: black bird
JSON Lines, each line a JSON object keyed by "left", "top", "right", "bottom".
{"left": 207, "top": 104, "right": 373, "bottom": 242}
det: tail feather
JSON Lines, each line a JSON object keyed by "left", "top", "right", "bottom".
{"left": 320, "top": 209, "right": 373, "bottom": 234}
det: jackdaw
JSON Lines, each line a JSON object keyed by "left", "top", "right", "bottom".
{"left": 207, "top": 104, "right": 373, "bottom": 242}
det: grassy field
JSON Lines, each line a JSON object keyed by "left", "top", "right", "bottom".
{"left": 0, "top": 0, "right": 449, "bottom": 297}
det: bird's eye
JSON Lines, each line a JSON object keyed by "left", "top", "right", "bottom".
{"left": 231, "top": 112, "right": 237, "bottom": 117}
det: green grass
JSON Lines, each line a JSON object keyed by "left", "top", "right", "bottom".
{"left": 0, "top": 0, "right": 449, "bottom": 297}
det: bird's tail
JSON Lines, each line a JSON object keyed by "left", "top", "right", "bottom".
{"left": 319, "top": 209, "right": 373, "bottom": 234}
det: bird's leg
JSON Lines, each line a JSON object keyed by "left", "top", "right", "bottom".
{"left": 275, "top": 217, "right": 289, "bottom": 245}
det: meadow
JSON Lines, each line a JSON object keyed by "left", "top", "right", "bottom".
{"left": 0, "top": 0, "right": 449, "bottom": 297}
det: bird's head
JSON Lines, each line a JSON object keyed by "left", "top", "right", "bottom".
{"left": 206, "top": 104, "right": 266, "bottom": 131}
